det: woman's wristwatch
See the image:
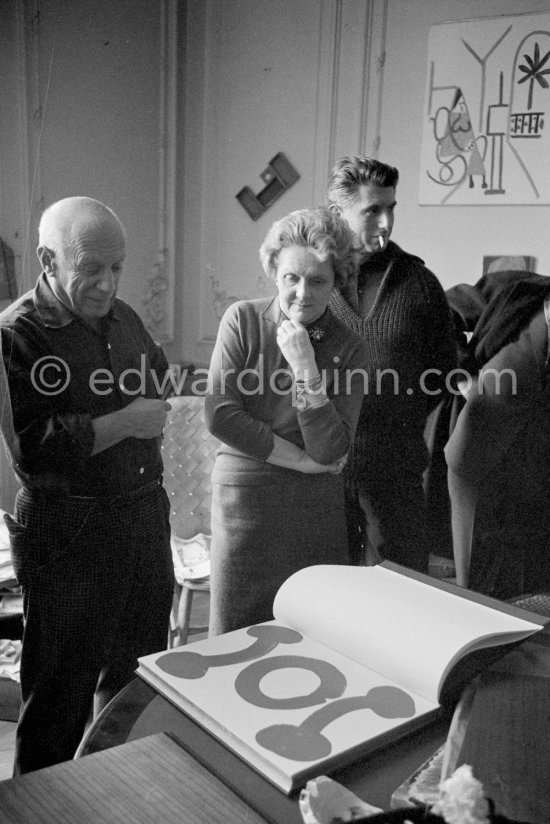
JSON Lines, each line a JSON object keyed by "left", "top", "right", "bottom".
{"left": 295, "top": 374, "right": 330, "bottom": 411}
{"left": 295, "top": 392, "right": 330, "bottom": 411}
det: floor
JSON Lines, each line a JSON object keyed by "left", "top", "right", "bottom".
{"left": 0, "top": 589, "right": 211, "bottom": 782}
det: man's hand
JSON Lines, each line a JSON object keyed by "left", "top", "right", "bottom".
{"left": 92, "top": 398, "right": 172, "bottom": 454}
{"left": 117, "top": 398, "right": 172, "bottom": 439}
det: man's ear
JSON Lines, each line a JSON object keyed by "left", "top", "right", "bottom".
{"left": 328, "top": 202, "right": 341, "bottom": 215}
{"left": 37, "top": 246, "right": 55, "bottom": 275}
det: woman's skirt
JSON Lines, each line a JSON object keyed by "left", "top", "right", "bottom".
{"left": 209, "top": 469, "right": 348, "bottom": 635}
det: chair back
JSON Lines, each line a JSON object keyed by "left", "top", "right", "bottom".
{"left": 161, "top": 395, "right": 219, "bottom": 539}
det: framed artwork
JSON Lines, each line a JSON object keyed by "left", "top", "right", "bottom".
{"left": 419, "top": 12, "right": 550, "bottom": 205}
{"left": 482, "top": 255, "right": 536, "bottom": 275}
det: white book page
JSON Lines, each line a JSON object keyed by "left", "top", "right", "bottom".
{"left": 137, "top": 622, "right": 437, "bottom": 792}
{"left": 273, "top": 565, "right": 542, "bottom": 703}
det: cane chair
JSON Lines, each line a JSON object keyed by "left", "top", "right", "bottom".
{"left": 161, "top": 395, "right": 219, "bottom": 646}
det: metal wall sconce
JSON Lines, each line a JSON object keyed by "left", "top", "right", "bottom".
{"left": 236, "top": 152, "right": 300, "bottom": 220}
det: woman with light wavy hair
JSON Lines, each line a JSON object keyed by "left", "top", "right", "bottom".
{"left": 205, "top": 207, "right": 368, "bottom": 635}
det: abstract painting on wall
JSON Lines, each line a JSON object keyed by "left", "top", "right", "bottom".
{"left": 419, "top": 12, "right": 550, "bottom": 205}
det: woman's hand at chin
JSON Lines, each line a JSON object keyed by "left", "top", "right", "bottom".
{"left": 276, "top": 319, "right": 318, "bottom": 380}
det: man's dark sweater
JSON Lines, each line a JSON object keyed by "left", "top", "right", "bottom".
{"left": 329, "top": 241, "right": 456, "bottom": 571}
{"left": 330, "top": 241, "right": 456, "bottom": 483}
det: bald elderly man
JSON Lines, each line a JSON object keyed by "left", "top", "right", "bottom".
{"left": 0, "top": 197, "right": 174, "bottom": 773}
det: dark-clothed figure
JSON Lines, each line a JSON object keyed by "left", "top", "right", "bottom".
{"left": 446, "top": 270, "right": 550, "bottom": 598}
{"left": 205, "top": 207, "right": 369, "bottom": 635}
{"left": 0, "top": 197, "right": 174, "bottom": 773}
{"left": 327, "top": 156, "right": 456, "bottom": 572}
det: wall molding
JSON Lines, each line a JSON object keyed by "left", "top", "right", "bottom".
{"left": 311, "top": 0, "right": 342, "bottom": 206}
{"left": 358, "top": 1, "right": 377, "bottom": 154}
{"left": 14, "top": 0, "right": 42, "bottom": 294}
{"left": 311, "top": 0, "right": 388, "bottom": 204}
{"left": 142, "top": 0, "right": 178, "bottom": 343}
{"left": 363, "top": 0, "right": 388, "bottom": 157}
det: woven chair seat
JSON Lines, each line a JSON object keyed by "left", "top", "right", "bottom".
{"left": 161, "top": 395, "right": 220, "bottom": 540}
{"left": 162, "top": 395, "right": 219, "bottom": 646}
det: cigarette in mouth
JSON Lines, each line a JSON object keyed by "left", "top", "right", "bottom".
{"left": 378, "top": 236, "right": 385, "bottom": 249}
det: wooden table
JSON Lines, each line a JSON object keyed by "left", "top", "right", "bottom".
{"left": 0, "top": 732, "right": 270, "bottom": 824}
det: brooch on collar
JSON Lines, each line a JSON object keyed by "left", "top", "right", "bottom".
{"left": 308, "top": 326, "right": 326, "bottom": 342}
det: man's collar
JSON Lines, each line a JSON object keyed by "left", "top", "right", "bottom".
{"left": 33, "top": 272, "right": 120, "bottom": 328}
{"left": 33, "top": 272, "right": 74, "bottom": 327}
{"left": 359, "top": 240, "right": 398, "bottom": 271}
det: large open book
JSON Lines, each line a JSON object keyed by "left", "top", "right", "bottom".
{"left": 137, "top": 562, "right": 547, "bottom": 795}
